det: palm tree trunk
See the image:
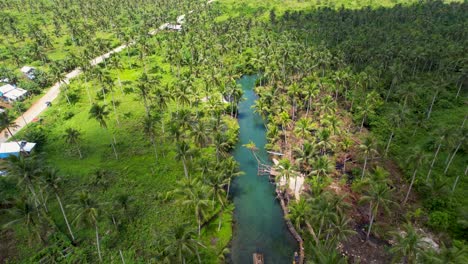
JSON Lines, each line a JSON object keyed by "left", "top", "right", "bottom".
{"left": 361, "top": 154, "right": 368, "bottom": 179}
{"left": 56, "top": 193, "right": 75, "bottom": 242}
{"left": 95, "top": 224, "right": 103, "bottom": 262}
{"left": 183, "top": 159, "right": 188, "bottom": 178}
{"left": 444, "top": 139, "right": 462, "bottom": 174}
{"left": 360, "top": 114, "right": 366, "bottom": 132}
{"left": 452, "top": 165, "right": 467, "bottom": 193}
{"left": 384, "top": 131, "right": 394, "bottom": 158}
{"left": 426, "top": 91, "right": 437, "bottom": 119}
{"left": 426, "top": 142, "right": 441, "bottom": 182}
{"left": 403, "top": 169, "right": 418, "bottom": 205}
{"left": 305, "top": 221, "right": 320, "bottom": 245}
{"left": 366, "top": 203, "right": 375, "bottom": 241}
{"left": 455, "top": 81, "right": 463, "bottom": 99}
{"left": 119, "top": 250, "right": 125, "bottom": 264}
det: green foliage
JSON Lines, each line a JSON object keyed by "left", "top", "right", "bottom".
{"left": 428, "top": 211, "right": 450, "bottom": 231}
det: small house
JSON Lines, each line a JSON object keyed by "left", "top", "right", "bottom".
{"left": 0, "top": 84, "right": 28, "bottom": 103}
{"left": 3, "top": 88, "right": 28, "bottom": 102}
{"left": 0, "top": 141, "right": 36, "bottom": 159}
{"left": 20, "top": 66, "right": 36, "bottom": 79}
{"left": 0, "top": 84, "right": 16, "bottom": 96}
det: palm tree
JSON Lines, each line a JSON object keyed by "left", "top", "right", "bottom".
{"left": 0, "top": 111, "right": 23, "bottom": 151}
{"left": 6, "top": 155, "right": 42, "bottom": 208}
{"left": 310, "top": 156, "right": 334, "bottom": 178}
{"left": 423, "top": 241, "right": 468, "bottom": 264}
{"left": 161, "top": 225, "right": 205, "bottom": 263}
{"left": 294, "top": 117, "right": 316, "bottom": 140}
{"left": 444, "top": 130, "right": 466, "bottom": 175}
{"left": 69, "top": 191, "right": 103, "bottom": 262}
{"left": 326, "top": 213, "right": 356, "bottom": 244}
{"left": 41, "top": 167, "right": 75, "bottom": 242}
{"left": 287, "top": 199, "right": 309, "bottom": 231}
{"left": 390, "top": 223, "right": 428, "bottom": 264}
{"left": 142, "top": 116, "right": 158, "bottom": 162}
{"left": 307, "top": 240, "right": 347, "bottom": 264}
{"left": 89, "top": 103, "right": 118, "bottom": 159}
{"left": 359, "top": 136, "right": 377, "bottom": 179}
{"left": 63, "top": 128, "right": 83, "bottom": 159}
{"left": 171, "top": 178, "right": 212, "bottom": 236}
{"left": 175, "top": 141, "right": 193, "bottom": 179}
{"left": 275, "top": 158, "right": 296, "bottom": 194}
{"left": 2, "top": 196, "right": 44, "bottom": 245}
{"left": 359, "top": 182, "right": 394, "bottom": 240}
{"left": 317, "top": 128, "right": 334, "bottom": 154}
{"left": 403, "top": 147, "right": 429, "bottom": 205}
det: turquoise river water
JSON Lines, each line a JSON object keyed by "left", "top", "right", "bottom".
{"left": 230, "top": 75, "right": 297, "bottom": 263}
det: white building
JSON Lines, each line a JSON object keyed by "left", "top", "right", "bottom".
{"left": 20, "top": 66, "right": 36, "bottom": 79}
{"left": 0, "top": 141, "right": 36, "bottom": 158}
{"left": 0, "top": 84, "right": 28, "bottom": 102}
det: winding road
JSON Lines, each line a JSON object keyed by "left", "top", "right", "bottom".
{"left": 0, "top": 1, "right": 216, "bottom": 143}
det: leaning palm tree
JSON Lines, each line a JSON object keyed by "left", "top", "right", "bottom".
{"left": 403, "top": 147, "right": 429, "bottom": 205}
{"left": 69, "top": 191, "right": 103, "bottom": 262}
{"left": 63, "top": 128, "right": 83, "bottom": 159}
{"left": 89, "top": 103, "right": 118, "bottom": 159}
{"left": 359, "top": 182, "right": 395, "bottom": 241}
{"left": 390, "top": 223, "right": 428, "bottom": 264}
{"left": 41, "top": 167, "right": 75, "bottom": 242}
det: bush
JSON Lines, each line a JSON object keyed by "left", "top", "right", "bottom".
{"left": 428, "top": 211, "right": 450, "bottom": 231}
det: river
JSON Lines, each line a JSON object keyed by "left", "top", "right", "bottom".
{"left": 230, "top": 75, "right": 297, "bottom": 263}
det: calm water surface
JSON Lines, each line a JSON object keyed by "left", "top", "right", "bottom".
{"left": 230, "top": 75, "right": 297, "bottom": 264}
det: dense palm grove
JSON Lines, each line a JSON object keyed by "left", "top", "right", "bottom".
{"left": 0, "top": 0, "right": 467, "bottom": 263}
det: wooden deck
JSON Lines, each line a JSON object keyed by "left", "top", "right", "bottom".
{"left": 253, "top": 253, "right": 264, "bottom": 264}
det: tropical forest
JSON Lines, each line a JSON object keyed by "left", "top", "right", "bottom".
{"left": 0, "top": 0, "right": 467, "bottom": 263}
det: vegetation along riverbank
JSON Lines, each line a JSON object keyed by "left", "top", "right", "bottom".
{"left": 0, "top": 0, "right": 467, "bottom": 263}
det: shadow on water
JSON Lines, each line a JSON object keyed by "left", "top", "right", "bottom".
{"left": 229, "top": 75, "right": 297, "bottom": 264}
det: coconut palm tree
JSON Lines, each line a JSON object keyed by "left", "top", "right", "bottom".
{"left": 142, "top": 116, "right": 158, "bottom": 162}
{"left": 390, "top": 223, "right": 428, "bottom": 264}
{"left": 161, "top": 225, "right": 205, "bottom": 263}
{"left": 403, "top": 147, "right": 430, "bottom": 205}
{"left": 359, "top": 136, "right": 378, "bottom": 179}
{"left": 0, "top": 111, "right": 23, "bottom": 150}
{"left": 275, "top": 158, "right": 296, "bottom": 194}
{"left": 89, "top": 103, "right": 118, "bottom": 159}
{"left": 287, "top": 199, "right": 309, "bottom": 231}
{"left": 171, "top": 178, "right": 212, "bottom": 236}
{"left": 69, "top": 191, "right": 103, "bottom": 262}
{"left": 326, "top": 213, "right": 356, "bottom": 244}
{"left": 175, "top": 141, "right": 193, "bottom": 179}
{"left": 41, "top": 167, "right": 75, "bottom": 242}
{"left": 423, "top": 241, "right": 468, "bottom": 264}
{"left": 359, "top": 182, "right": 394, "bottom": 240}
{"left": 6, "top": 155, "right": 42, "bottom": 208}
{"left": 310, "top": 156, "right": 334, "bottom": 178}
{"left": 63, "top": 128, "right": 83, "bottom": 159}
{"left": 2, "top": 196, "right": 44, "bottom": 245}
